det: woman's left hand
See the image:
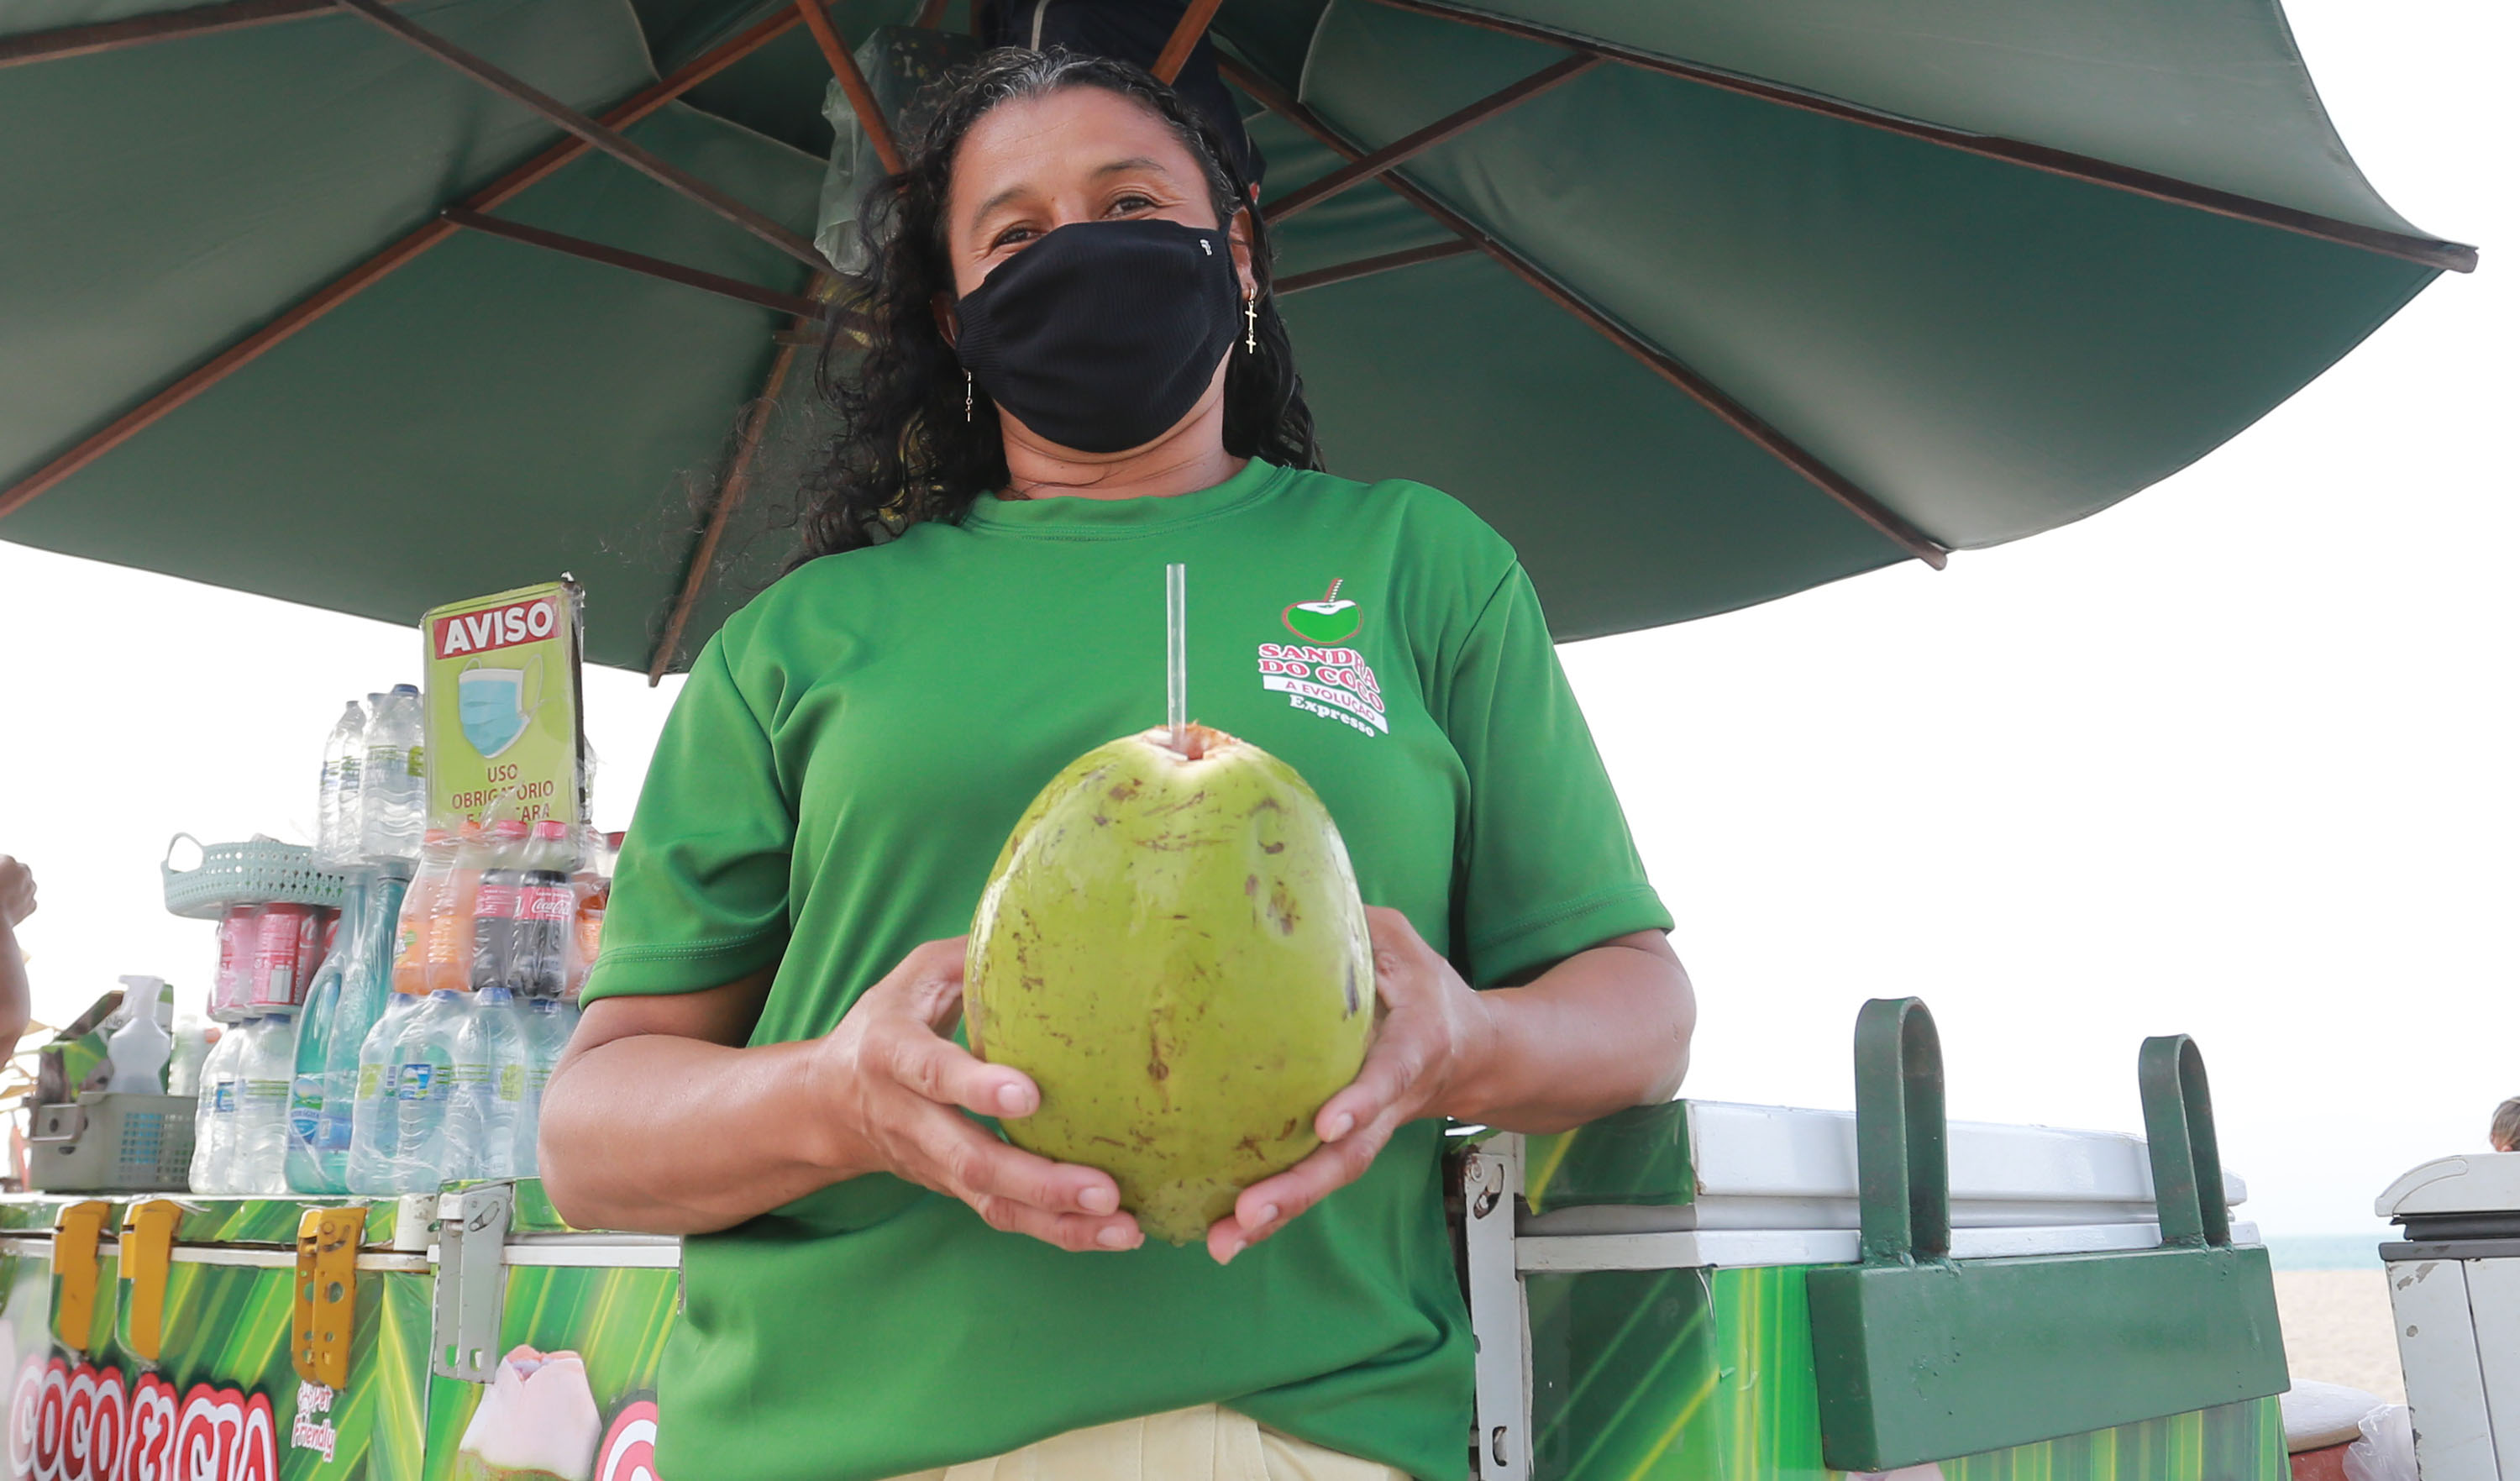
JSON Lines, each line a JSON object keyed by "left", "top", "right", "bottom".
{"left": 1208, "top": 906, "right": 1496, "bottom": 1265}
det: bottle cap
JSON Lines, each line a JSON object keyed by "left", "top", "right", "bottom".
{"left": 491, "top": 818, "right": 531, "bottom": 842}
{"left": 391, "top": 683, "right": 419, "bottom": 696}
{"left": 533, "top": 821, "right": 568, "bottom": 842}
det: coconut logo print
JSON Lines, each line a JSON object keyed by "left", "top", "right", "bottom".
{"left": 1259, "top": 580, "right": 1385, "bottom": 738}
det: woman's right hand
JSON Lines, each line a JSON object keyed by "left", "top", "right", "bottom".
{"left": 812, "top": 937, "right": 1144, "bottom": 1253}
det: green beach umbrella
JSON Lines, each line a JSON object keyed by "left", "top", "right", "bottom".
{"left": 0, "top": 0, "right": 2471, "bottom": 670}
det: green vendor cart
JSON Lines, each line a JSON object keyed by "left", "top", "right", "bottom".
{"left": 0, "top": 1000, "right": 2286, "bottom": 1481}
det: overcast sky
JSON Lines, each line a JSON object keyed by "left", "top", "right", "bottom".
{"left": 0, "top": 0, "right": 2508, "bottom": 1235}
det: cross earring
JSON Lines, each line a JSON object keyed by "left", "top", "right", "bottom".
{"left": 964, "top": 369, "right": 973, "bottom": 423}
{"left": 1243, "top": 291, "right": 1257, "bottom": 354}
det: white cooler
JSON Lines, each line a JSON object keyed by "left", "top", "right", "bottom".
{"left": 2376, "top": 1151, "right": 2520, "bottom": 1479}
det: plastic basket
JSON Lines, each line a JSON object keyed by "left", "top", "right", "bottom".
{"left": 26, "top": 1093, "right": 197, "bottom": 1192}
{"left": 160, "top": 832, "right": 350, "bottom": 920}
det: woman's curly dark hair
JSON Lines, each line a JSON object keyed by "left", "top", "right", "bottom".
{"left": 793, "top": 48, "right": 1321, "bottom": 562}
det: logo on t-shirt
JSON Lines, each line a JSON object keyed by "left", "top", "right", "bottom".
{"left": 1258, "top": 579, "right": 1384, "bottom": 738}
{"left": 1281, "top": 579, "right": 1362, "bottom": 644}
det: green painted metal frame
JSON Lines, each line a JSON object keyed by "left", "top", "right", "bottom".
{"left": 1804, "top": 1001, "right": 2289, "bottom": 1472}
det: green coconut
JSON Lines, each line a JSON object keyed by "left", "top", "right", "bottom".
{"left": 966, "top": 722, "right": 1375, "bottom": 1245}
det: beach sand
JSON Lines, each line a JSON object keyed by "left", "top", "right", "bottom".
{"left": 2276, "top": 1268, "right": 2405, "bottom": 1405}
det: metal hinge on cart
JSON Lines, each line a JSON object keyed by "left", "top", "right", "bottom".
{"left": 1460, "top": 1136, "right": 1529, "bottom": 1479}
{"left": 295, "top": 1205, "right": 369, "bottom": 1388}
{"left": 432, "top": 1182, "right": 514, "bottom": 1383}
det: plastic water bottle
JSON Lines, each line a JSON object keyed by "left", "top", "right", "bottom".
{"left": 386, "top": 991, "right": 464, "bottom": 1193}
{"left": 360, "top": 685, "right": 426, "bottom": 864}
{"left": 168, "top": 1012, "right": 213, "bottom": 1097}
{"left": 189, "top": 1027, "right": 247, "bottom": 1193}
{"left": 286, "top": 936, "right": 349, "bottom": 1193}
{"left": 315, "top": 700, "right": 368, "bottom": 868}
{"left": 235, "top": 1012, "right": 297, "bottom": 1195}
{"left": 345, "top": 993, "right": 416, "bottom": 1194}
{"left": 512, "top": 997, "right": 578, "bottom": 1177}
{"left": 107, "top": 977, "right": 173, "bottom": 1094}
{"left": 328, "top": 870, "right": 405, "bottom": 1187}
{"left": 448, "top": 986, "right": 528, "bottom": 1181}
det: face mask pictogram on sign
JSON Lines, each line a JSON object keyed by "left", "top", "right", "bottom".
{"left": 455, "top": 657, "right": 541, "bottom": 760}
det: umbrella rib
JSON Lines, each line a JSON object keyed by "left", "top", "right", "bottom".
{"left": 1152, "top": 0, "right": 1228, "bottom": 85}
{"left": 1262, "top": 53, "right": 1601, "bottom": 224}
{"left": 1278, "top": 239, "right": 1478, "bottom": 294}
{"left": 442, "top": 209, "right": 824, "bottom": 319}
{"left": 0, "top": 0, "right": 415, "bottom": 69}
{"left": 1223, "top": 55, "right": 1950, "bottom": 569}
{"left": 648, "top": 328, "right": 814, "bottom": 684}
{"left": 333, "top": 0, "right": 827, "bottom": 273}
{"left": 795, "top": 0, "right": 904, "bottom": 176}
{"left": 1362, "top": 0, "right": 2476, "bottom": 275}
{"left": 0, "top": 6, "right": 804, "bottom": 525}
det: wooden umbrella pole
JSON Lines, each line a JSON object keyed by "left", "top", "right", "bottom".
{"left": 1221, "top": 55, "right": 1950, "bottom": 568}
{"left": 0, "top": 7, "right": 804, "bottom": 525}
{"left": 1151, "top": 0, "right": 1225, "bottom": 84}
{"left": 648, "top": 323, "right": 814, "bottom": 683}
{"left": 795, "top": 0, "right": 905, "bottom": 176}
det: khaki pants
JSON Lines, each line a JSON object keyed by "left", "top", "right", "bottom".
{"left": 884, "top": 1404, "right": 1410, "bottom": 1481}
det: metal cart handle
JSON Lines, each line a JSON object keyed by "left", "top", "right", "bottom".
{"left": 1851, "top": 996, "right": 1950, "bottom": 1267}
{"left": 2138, "top": 1034, "right": 2232, "bottom": 1248}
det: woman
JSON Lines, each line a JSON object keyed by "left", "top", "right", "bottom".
{"left": 542, "top": 50, "right": 1694, "bottom": 1481}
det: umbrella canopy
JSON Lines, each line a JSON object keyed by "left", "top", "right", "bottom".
{"left": 0, "top": 0, "right": 2472, "bottom": 671}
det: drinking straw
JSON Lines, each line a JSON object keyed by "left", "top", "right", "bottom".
{"left": 1166, "top": 562, "right": 1187, "bottom": 752}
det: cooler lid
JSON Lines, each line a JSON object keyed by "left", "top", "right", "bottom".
{"left": 2376, "top": 1151, "right": 2520, "bottom": 1218}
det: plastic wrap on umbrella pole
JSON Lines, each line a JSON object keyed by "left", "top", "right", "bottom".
{"left": 814, "top": 28, "right": 984, "bottom": 271}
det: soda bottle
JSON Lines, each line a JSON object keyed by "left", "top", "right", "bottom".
{"left": 236, "top": 1012, "right": 297, "bottom": 1195}
{"left": 345, "top": 993, "right": 416, "bottom": 1194}
{"left": 566, "top": 831, "right": 620, "bottom": 999}
{"left": 393, "top": 832, "right": 467, "bottom": 995}
{"left": 213, "top": 906, "right": 258, "bottom": 1020}
{"left": 315, "top": 700, "right": 367, "bottom": 868}
{"left": 360, "top": 685, "right": 426, "bottom": 864}
{"left": 249, "top": 905, "right": 318, "bottom": 1011}
{"left": 448, "top": 985, "right": 528, "bottom": 1181}
{"left": 190, "top": 1027, "right": 247, "bottom": 1193}
{"left": 515, "top": 820, "right": 574, "bottom": 997}
{"left": 512, "top": 997, "right": 578, "bottom": 1177}
{"left": 471, "top": 820, "right": 530, "bottom": 993}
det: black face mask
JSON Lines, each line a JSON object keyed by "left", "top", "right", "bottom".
{"left": 953, "top": 218, "right": 1241, "bottom": 454}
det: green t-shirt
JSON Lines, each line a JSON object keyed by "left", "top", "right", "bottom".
{"left": 586, "top": 457, "right": 1672, "bottom": 1481}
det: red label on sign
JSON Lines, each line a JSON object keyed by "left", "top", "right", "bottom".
{"left": 433, "top": 599, "right": 559, "bottom": 660}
